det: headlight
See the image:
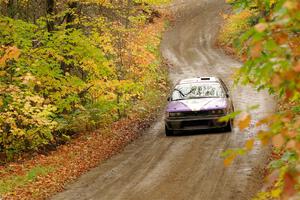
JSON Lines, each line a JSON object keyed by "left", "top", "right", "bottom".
{"left": 210, "top": 109, "right": 226, "bottom": 115}
{"left": 169, "top": 112, "right": 183, "bottom": 117}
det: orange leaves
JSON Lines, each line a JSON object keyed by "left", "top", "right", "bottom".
{"left": 272, "top": 134, "right": 285, "bottom": 149}
{"left": 0, "top": 46, "right": 21, "bottom": 67}
{"left": 258, "top": 131, "right": 271, "bottom": 146}
{"left": 285, "top": 140, "right": 296, "bottom": 150}
{"left": 273, "top": 32, "right": 289, "bottom": 45}
{"left": 221, "top": 0, "right": 300, "bottom": 197}
{"left": 271, "top": 73, "right": 283, "bottom": 88}
{"left": 269, "top": 69, "right": 299, "bottom": 100}
{"left": 293, "top": 118, "right": 300, "bottom": 129}
{"left": 238, "top": 114, "right": 251, "bottom": 131}
{"left": 283, "top": 70, "right": 297, "bottom": 81}
{"left": 289, "top": 36, "right": 300, "bottom": 57}
{"left": 224, "top": 154, "right": 236, "bottom": 167}
{"left": 250, "top": 42, "right": 262, "bottom": 58}
{"left": 223, "top": 139, "right": 255, "bottom": 167}
{"left": 256, "top": 115, "right": 277, "bottom": 127}
{"left": 293, "top": 61, "right": 300, "bottom": 72}
{"left": 283, "top": 130, "right": 297, "bottom": 139}
{"left": 1, "top": 113, "right": 154, "bottom": 200}
{"left": 282, "top": 172, "right": 298, "bottom": 199}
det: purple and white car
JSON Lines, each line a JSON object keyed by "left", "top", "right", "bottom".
{"left": 165, "top": 77, "right": 234, "bottom": 136}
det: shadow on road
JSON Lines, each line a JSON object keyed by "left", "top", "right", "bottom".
{"left": 171, "top": 129, "right": 231, "bottom": 137}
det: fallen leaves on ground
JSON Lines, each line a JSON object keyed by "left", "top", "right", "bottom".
{"left": 1, "top": 113, "right": 156, "bottom": 200}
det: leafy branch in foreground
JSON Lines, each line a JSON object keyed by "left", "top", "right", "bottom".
{"left": 222, "top": 0, "right": 300, "bottom": 199}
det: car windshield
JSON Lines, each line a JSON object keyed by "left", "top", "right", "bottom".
{"left": 172, "top": 82, "right": 225, "bottom": 100}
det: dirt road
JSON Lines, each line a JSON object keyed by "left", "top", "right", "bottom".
{"left": 52, "top": 0, "right": 275, "bottom": 199}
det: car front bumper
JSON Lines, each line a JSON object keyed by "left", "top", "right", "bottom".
{"left": 165, "top": 116, "right": 228, "bottom": 131}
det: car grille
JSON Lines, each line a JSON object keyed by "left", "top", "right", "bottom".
{"left": 179, "top": 111, "right": 211, "bottom": 117}
{"left": 183, "top": 120, "right": 210, "bottom": 127}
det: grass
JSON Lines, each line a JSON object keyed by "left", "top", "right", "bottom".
{"left": 0, "top": 166, "right": 54, "bottom": 195}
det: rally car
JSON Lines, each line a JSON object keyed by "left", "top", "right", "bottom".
{"left": 165, "top": 77, "right": 234, "bottom": 136}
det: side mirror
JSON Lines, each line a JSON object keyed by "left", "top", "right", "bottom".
{"left": 226, "top": 94, "right": 230, "bottom": 98}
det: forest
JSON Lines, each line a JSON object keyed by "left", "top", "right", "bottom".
{"left": 0, "top": 0, "right": 169, "bottom": 161}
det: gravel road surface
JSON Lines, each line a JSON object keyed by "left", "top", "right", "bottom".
{"left": 52, "top": 0, "right": 275, "bottom": 199}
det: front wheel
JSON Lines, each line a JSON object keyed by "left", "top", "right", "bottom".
{"left": 165, "top": 125, "right": 173, "bottom": 136}
{"left": 224, "top": 119, "right": 233, "bottom": 132}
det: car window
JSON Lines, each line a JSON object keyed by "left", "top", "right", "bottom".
{"left": 172, "top": 83, "right": 225, "bottom": 100}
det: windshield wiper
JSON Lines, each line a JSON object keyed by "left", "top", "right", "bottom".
{"left": 173, "top": 88, "right": 186, "bottom": 97}
{"left": 172, "top": 98, "right": 185, "bottom": 101}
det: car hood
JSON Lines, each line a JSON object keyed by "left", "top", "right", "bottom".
{"left": 167, "top": 98, "right": 227, "bottom": 112}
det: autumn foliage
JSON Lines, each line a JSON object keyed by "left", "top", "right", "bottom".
{"left": 0, "top": 0, "right": 169, "bottom": 161}
{"left": 221, "top": 0, "right": 300, "bottom": 199}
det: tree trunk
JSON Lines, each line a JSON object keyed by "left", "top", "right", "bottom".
{"left": 46, "top": 0, "right": 55, "bottom": 32}
{"left": 7, "top": 0, "right": 17, "bottom": 18}
{"left": 65, "top": 2, "right": 79, "bottom": 29}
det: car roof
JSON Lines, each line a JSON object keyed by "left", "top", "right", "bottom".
{"left": 178, "top": 77, "right": 221, "bottom": 85}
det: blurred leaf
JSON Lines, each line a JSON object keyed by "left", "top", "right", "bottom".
{"left": 219, "top": 110, "right": 242, "bottom": 122}
{"left": 224, "top": 154, "right": 236, "bottom": 167}
{"left": 272, "top": 134, "right": 285, "bottom": 149}
{"left": 238, "top": 114, "right": 251, "bottom": 130}
{"left": 245, "top": 139, "right": 254, "bottom": 151}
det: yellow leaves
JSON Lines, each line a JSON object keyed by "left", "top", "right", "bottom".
{"left": 238, "top": 114, "right": 251, "bottom": 130}
{"left": 258, "top": 131, "right": 271, "bottom": 146}
{"left": 221, "top": 13, "right": 230, "bottom": 19}
{"left": 21, "top": 73, "right": 36, "bottom": 85}
{"left": 270, "top": 188, "right": 282, "bottom": 198}
{"left": 283, "top": 0, "right": 298, "bottom": 10}
{"left": 0, "top": 46, "right": 21, "bottom": 67}
{"left": 264, "top": 169, "right": 280, "bottom": 194}
{"left": 245, "top": 139, "right": 254, "bottom": 151}
{"left": 223, "top": 138, "right": 257, "bottom": 167}
{"left": 269, "top": 0, "right": 277, "bottom": 7}
{"left": 0, "top": 70, "right": 7, "bottom": 77}
{"left": 256, "top": 115, "right": 276, "bottom": 127}
{"left": 218, "top": 9, "right": 253, "bottom": 45}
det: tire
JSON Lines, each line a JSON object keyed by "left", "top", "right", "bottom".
{"left": 165, "top": 125, "right": 174, "bottom": 136}
{"left": 224, "top": 119, "right": 233, "bottom": 132}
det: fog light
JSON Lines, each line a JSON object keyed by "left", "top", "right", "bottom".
{"left": 169, "top": 112, "right": 182, "bottom": 117}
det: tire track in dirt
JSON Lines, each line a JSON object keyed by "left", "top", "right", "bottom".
{"left": 51, "top": 1, "right": 275, "bottom": 199}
